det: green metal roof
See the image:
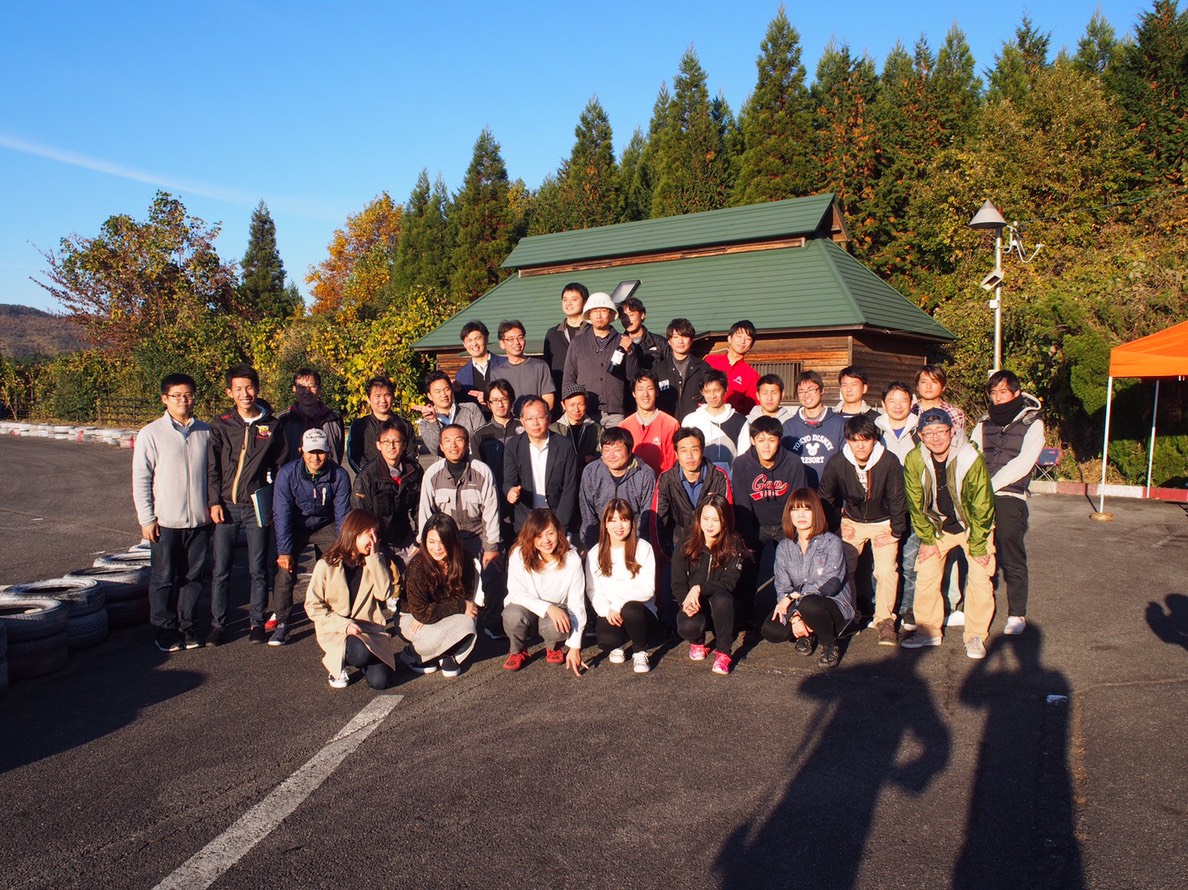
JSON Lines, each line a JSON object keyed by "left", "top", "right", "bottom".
{"left": 415, "top": 238, "right": 953, "bottom": 354}
{"left": 502, "top": 193, "right": 840, "bottom": 268}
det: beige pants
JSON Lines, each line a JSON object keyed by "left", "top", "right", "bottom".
{"left": 914, "top": 529, "right": 996, "bottom": 642}
{"left": 841, "top": 518, "right": 901, "bottom": 624}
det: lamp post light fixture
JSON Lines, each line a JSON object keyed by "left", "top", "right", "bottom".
{"left": 967, "top": 200, "right": 1043, "bottom": 374}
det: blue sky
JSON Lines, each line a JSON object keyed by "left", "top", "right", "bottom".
{"left": 1, "top": 1, "right": 1153, "bottom": 313}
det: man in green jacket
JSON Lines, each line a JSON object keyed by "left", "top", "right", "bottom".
{"left": 901, "top": 408, "right": 997, "bottom": 659}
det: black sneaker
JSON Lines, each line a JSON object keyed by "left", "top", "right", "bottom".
{"left": 155, "top": 632, "right": 182, "bottom": 653}
{"left": 267, "top": 624, "right": 289, "bottom": 646}
{"left": 483, "top": 626, "right": 507, "bottom": 641}
{"left": 180, "top": 630, "right": 202, "bottom": 650}
{"left": 248, "top": 626, "right": 267, "bottom": 644}
{"left": 794, "top": 635, "right": 817, "bottom": 657}
{"left": 818, "top": 644, "right": 840, "bottom": 668}
{"left": 207, "top": 626, "right": 226, "bottom": 647}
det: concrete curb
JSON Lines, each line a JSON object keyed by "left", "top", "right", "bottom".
{"left": 1031, "top": 479, "right": 1188, "bottom": 503}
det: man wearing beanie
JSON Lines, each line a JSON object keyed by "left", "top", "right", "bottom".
{"left": 901, "top": 407, "right": 997, "bottom": 659}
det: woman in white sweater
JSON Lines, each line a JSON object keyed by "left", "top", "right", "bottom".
{"left": 585, "top": 499, "right": 657, "bottom": 673}
{"left": 501, "top": 508, "right": 588, "bottom": 676}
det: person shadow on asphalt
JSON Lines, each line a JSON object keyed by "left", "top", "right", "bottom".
{"left": 954, "top": 627, "right": 1084, "bottom": 889}
{"left": 1145, "top": 593, "right": 1188, "bottom": 652}
{"left": 713, "top": 654, "right": 950, "bottom": 889}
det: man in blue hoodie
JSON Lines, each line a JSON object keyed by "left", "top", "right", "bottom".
{"left": 782, "top": 370, "right": 846, "bottom": 489}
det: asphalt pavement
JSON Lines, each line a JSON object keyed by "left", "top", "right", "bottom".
{"left": 0, "top": 436, "right": 1185, "bottom": 889}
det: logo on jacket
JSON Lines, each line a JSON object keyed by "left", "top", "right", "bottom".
{"left": 256, "top": 425, "right": 271, "bottom": 439}
{"left": 750, "top": 475, "right": 790, "bottom": 502}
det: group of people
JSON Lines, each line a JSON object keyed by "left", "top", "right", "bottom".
{"left": 131, "top": 280, "right": 1045, "bottom": 687}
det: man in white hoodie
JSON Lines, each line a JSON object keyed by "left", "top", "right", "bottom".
{"left": 875, "top": 381, "right": 922, "bottom": 629}
{"left": 132, "top": 373, "right": 212, "bottom": 653}
{"left": 681, "top": 369, "right": 749, "bottom": 480}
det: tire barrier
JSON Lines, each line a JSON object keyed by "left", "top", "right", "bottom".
{"left": 92, "top": 551, "right": 152, "bottom": 570}
{"left": 8, "top": 578, "right": 110, "bottom": 651}
{"left": 67, "top": 564, "right": 150, "bottom": 629}
{"left": 0, "top": 621, "right": 7, "bottom": 699}
{"left": 0, "top": 596, "right": 70, "bottom": 680}
{"left": 0, "top": 421, "right": 136, "bottom": 449}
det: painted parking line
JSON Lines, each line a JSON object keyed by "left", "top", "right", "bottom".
{"left": 154, "top": 694, "right": 402, "bottom": 890}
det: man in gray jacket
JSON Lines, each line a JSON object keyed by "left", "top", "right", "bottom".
{"left": 132, "top": 373, "right": 212, "bottom": 653}
{"left": 577, "top": 427, "right": 656, "bottom": 552}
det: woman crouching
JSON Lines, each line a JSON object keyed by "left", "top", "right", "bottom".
{"left": 762, "top": 488, "right": 854, "bottom": 668}
{"left": 304, "top": 509, "right": 399, "bottom": 690}
{"left": 399, "top": 514, "right": 481, "bottom": 678}
{"left": 586, "top": 499, "right": 657, "bottom": 673}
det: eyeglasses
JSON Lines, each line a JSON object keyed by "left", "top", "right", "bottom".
{"left": 165, "top": 393, "right": 195, "bottom": 401}
{"left": 796, "top": 386, "right": 821, "bottom": 395}
{"left": 501, "top": 336, "right": 525, "bottom": 344}
{"left": 488, "top": 397, "right": 509, "bottom": 405}
{"left": 377, "top": 439, "right": 403, "bottom": 448}
{"left": 919, "top": 428, "right": 951, "bottom": 440}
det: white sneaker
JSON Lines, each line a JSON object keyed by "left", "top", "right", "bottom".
{"left": 944, "top": 609, "right": 966, "bottom": 627}
{"left": 328, "top": 669, "right": 350, "bottom": 689}
{"left": 608, "top": 647, "right": 626, "bottom": 664}
{"left": 632, "top": 651, "right": 650, "bottom": 673}
{"left": 439, "top": 656, "right": 461, "bottom": 678}
{"left": 1004, "top": 616, "right": 1027, "bottom": 635}
{"left": 965, "top": 636, "right": 987, "bottom": 659}
{"left": 399, "top": 648, "right": 438, "bottom": 674}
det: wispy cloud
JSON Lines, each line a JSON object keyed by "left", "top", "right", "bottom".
{"left": 0, "top": 131, "right": 256, "bottom": 207}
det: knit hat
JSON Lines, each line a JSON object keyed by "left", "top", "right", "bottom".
{"left": 918, "top": 408, "right": 953, "bottom": 429}
{"left": 561, "top": 383, "right": 587, "bottom": 402}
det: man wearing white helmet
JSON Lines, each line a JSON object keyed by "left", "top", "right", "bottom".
{"left": 561, "top": 291, "right": 639, "bottom": 429}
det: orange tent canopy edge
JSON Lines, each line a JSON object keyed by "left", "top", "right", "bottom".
{"left": 1108, "top": 320, "right": 1188, "bottom": 378}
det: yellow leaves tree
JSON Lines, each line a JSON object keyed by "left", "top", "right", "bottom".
{"left": 306, "top": 193, "right": 402, "bottom": 316}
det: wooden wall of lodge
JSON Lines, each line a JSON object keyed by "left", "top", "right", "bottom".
{"left": 428, "top": 330, "right": 931, "bottom": 407}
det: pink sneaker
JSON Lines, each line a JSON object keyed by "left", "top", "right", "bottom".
{"left": 689, "top": 643, "right": 710, "bottom": 661}
{"left": 712, "top": 652, "right": 733, "bottom": 675}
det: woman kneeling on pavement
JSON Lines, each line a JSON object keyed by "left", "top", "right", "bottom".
{"left": 586, "top": 498, "right": 657, "bottom": 673}
{"left": 672, "top": 493, "right": 747, "bottom": 676}
{"left": 501, "top": 508, "right": 588, "bottom": 676}
{"left": 399, "top": 514, "right": 481, "bottom": 678}
{"left": 304, "top": 509, "right": 399, "bottom": 690}
{"left": 762, "top": 488, "right": 854, "bottom": 668}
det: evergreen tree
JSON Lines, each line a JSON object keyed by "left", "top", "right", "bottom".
{"left": 239, "top": 201, "right": 301, "bottom": 320}
{"left": 933, "top": 24, "right": 983, "bottom": 142}
{"left": 530, "top": 98, "right": 620, "bottom": 234}
{"left": 1110, "top": 0, "right": 1188, "bottom": 184}
{"left": 650, "top": 49, "right": 734, "bottom": 217}
{"left": 1074, "top": 11, "right": 1121, "bottom": 75}
{"left": 617, "top": 128, "right": 652, "bottom": 222}
{"left": 733, "top": 7, "right": 815, "bottom": 205}
{"left": 450, "top": 128, "right": 515, "bottom": 300}
{"left": 392, "top": 169, "right": 453, "bottom": 294}
{"left": 988, "top": 15, "right": 1052, "bottom": 103}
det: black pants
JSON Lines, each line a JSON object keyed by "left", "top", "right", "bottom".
{"left": 150, "top": 525, "right": 211, "bottom": 633}
{"left": 596, "top": 602, "right": 658, "bottom": 652}
{"left": 761, "top": 594, "right": 846, "bottom": 648}
{"left": 750, "top": 527, "right": 785, "bottom": 624}
{"left": 345, "top": 636, "right": 395, "bottom": 690}
{"left": 677, "top": 589, "right": 735, "bottom": 655}
{"left": 994, "top": 496, "right": 1030, "bottom": 616}
{"left": 271, "top": 522, "right": 338, "bottom": 623}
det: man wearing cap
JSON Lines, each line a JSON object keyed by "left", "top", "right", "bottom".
{"left": 562, "top": 291, "right": 639, "bottom": 428}
{"left": 901, "top": 408, "right": 997, "bottom": 659}
{"left": 268, "top": 428, "right": 352, "bottom": 646}
{"left": 550, "top": 383, "right": 602, "bottom": 466}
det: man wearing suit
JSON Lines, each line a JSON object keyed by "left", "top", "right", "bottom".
{"left": 502, "top": 396, "right": 579, "bottom": 535}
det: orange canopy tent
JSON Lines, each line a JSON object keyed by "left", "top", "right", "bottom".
{"left": 1098, "top": 320, "right": 1188, "bottom": 511}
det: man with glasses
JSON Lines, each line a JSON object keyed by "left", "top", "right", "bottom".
{"left": 782, "top": 370, "right": 846, "bottom": 489}
{"left": 351, "top": 420, "right": 423, "bottom": 556}
{"left": 503, "top": 396, "right": 578, "bottom": 534}
{"left": 901, "top": 408, "right": 996, "bottom": 659}
{"left": 491, "top": 319, "right": 555, "bottom": 413}
{"left": 133, "top": 374, "right": 212, "bottom": 653}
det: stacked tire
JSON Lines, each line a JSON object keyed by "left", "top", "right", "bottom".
{"left": 0, "top": 595, "right": 69, "bottom": 680}
{"left": 67, "top": 561, "right": 151, "bottom": 629}
{"left": 8, "top": 578, "right": 108, "bottom": 650}
{"left": 0, "top": 621, "right": 8, "bottom": 699}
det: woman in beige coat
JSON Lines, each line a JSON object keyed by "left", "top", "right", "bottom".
{"left": 305, "top": 509, "right": 400, "bottom": 689}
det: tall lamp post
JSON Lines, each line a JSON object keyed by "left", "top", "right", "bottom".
{"left": 968, "top": 200, "right": 1007, "bottom": 372}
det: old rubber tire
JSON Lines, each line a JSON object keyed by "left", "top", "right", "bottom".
{"left": 67, "top": 608, "right": 110, "bottom": 649}
{"left": 9, "top": 578, "right": 104, "bottom": 617}
{"left": 7, "top": 630, "right": 69, "bottom": 680}
{"left": 106, "top": 596, "right": 150, "bottom": 629}
{"left": 0, "top": 596, "right": 70, "bottom": 642}
{"left": 66, "top": 566, "right": 150, "bottom": 602}
{"left": 93, "top": 551, "right": 152, "bottom": 570}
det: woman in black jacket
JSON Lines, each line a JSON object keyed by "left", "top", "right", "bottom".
{"left": 672, "top": 493, "right": 747, "bottom": 676}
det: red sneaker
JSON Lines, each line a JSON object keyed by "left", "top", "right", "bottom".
{"left": 712, "top": 652, "right": 733, "bottom": 675}
{"left": 689, "top": 643, "right": 710, "bottom": 661}
{"left": 545, "top": 646, "right": 566, "bottom": 665}
{"left": 264, "top": 613, "right": 278, "bottom": 633}
{"left": 503, "top": 650, "right": 531, "bottom": 671}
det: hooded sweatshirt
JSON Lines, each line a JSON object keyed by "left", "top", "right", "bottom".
{"left": 731, "top": 447, "right": 808, "bottom": 543}
{"left": 817, "top": 440, "right": 908, "bottom": 538}
{"left": 874, "top": 412, "right": 920, "bottom": 465}
{"left": 781, "top": 407, "right": 846, "bottom": 489}
{"left": 681, "top": 404, "right": 750, "bottom": 478}
{"left": 971, "top": 392, "right": 1045, "bottom": 500}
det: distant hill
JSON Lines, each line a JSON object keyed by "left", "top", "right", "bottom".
{"left": 0, "top": 304, "right": 87, "bottom": 359}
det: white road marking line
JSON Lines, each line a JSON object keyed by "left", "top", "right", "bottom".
{"left": 153, "top": 694, "right": 401, "bottom": 890}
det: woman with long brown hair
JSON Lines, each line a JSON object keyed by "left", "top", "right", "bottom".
{"left": 672, "top": 493, "right": 747, "bottom": 675}
{"left": 501, "top": 508, "right": 587, "bottom": 676}
{"left": 585, "top": 499, "right": 657, "bottom": 673}
{"left": 762, "top": 488, "right": 854, "bottom": 668}
{"left": 304, "top": 509, "right": 399, "bottom": 689}
{"left": 399, "top": 513, "right": 481, "bottom": 678}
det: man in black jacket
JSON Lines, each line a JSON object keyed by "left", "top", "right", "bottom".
{"left": 652, "top": 426, "right": 733, "bottom": 560}
{"left": 502, "top": 396, "right": 579, "bottom": 534}
{"left": 818, "top": 414, "right": 908, "bottom": 646}
{"left": 208, "top": 364, "right": 289, "bottom": 645}
{"left": 346, "top": 375, "right": 415, "bottom": 473}
{"left": 350, "top": 419, "right": 423, "bottom": 557}
{"left": 652, "top": 318, "right": 708, "bottom": 421}
{"left": 542, "top": 282, "right": 589, "bottom": 404}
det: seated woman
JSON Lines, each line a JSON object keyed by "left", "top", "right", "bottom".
{"left": 672, "top": 493, "right": 747, "bottom": 676}
{"left": 399, "top": 514, "right": 481, "bottom": 678}
{"left": 586, "top": 498, "right": 657, "bottom": 673}
{"left": 761, "top": 487, "right": 854, "bottom": 668}
{"left": 304, "top": 509, "right": 399, "bottom": 690}
{"left": 501, "top": 508, "right": 588, "bottom": 676}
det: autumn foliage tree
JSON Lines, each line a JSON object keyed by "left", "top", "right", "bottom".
{"left": 306, "top": 192, "right": 402, "bottom": 315}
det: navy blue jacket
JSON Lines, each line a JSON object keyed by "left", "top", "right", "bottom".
{"left": 274, "top": 459, "right": 351, "bottom": 555}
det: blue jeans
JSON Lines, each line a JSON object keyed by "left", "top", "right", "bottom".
{"left": 899, "top": 531, "right": 920, "bottom": 619}
{"left": 211, "top": 502, "right": 271, "bottom": 629}
{"left": 150, "top": 525, "right": 211, "bottom": 633}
